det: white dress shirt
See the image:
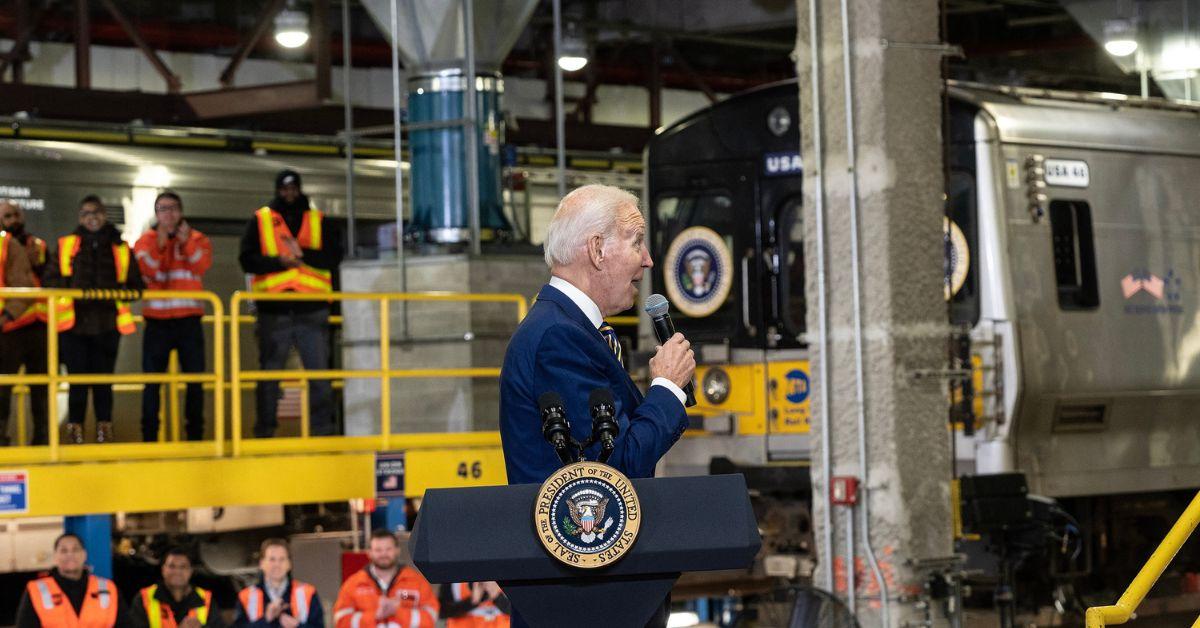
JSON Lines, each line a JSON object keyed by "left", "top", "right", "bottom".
{"left": 548, "top": 276, "right": 686, "bottom": 406}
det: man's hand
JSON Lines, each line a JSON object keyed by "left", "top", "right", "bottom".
{"left": 265, "top": 599, "right": 285, "bottom": 622}
{"left": 649, "top": 332, "right": 695, "bottom": 390}
{"left": 482, "top": 581, "right": 502, "bottom": 600}
{"left": 179, "top": 616, "right": 203, "bottom": 628}
{"left": 375, "top": 596, "right": 400, "bottom": 620}
{"left": 176, "top": 220, "right": 191, "bottom": 242}
{"left": 279, "top": 613, "right": 300, "bottom": 628}
{"left": 470, "top": 582, "right": 485, "bottom": 605}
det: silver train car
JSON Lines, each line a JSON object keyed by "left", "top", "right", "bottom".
{"left": 951, "top": 83, "right": 1200, "bottom": 499}
{"left": 644, "top": 80, "right": 1200, "bottom": 593}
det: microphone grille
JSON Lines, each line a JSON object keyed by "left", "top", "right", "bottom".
{"left": 644, "top": 293, "right": 670, "bottom": 317}
{"left": 538, "top": 391, "right": 563, "bottom": 411}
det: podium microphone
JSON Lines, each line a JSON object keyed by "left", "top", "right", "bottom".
{"left": 539, "top": 391, "right": 577, "bottom": 465}
{"left": 644, "top": 294, "right": 697, "bottom": 407}
{"left": 588, "top": 388, "right": 619, "bottom": 463}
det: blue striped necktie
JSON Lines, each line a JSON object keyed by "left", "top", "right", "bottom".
{"left": 599, "top": 322, "right": 622, "bottom": 362}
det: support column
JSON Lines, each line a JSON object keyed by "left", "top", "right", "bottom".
{"left": 64, "top": 515, "right": 112, "bottom": 578}
{"left": 797, "top": 0, "right": 951, "bottom": 625}
{"left": 74, "top": 0, "right": 89, "bottom": 89}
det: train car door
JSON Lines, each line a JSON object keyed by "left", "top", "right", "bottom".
{"left": 649, "top": 162, "right": 764, "bottom": 350}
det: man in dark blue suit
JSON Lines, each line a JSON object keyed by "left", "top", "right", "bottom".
{"left": 500, "top": 184, "right": 695, "bottom": 486}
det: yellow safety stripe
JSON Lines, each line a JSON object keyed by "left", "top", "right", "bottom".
{"left": 145, "top": 585, "right": 163, "bottom": 628}
{"left": 257, "top": 208, "right": 278, "bottom": 257}
{"left": 307, "top": 209, "right": 322, "bottom": 249}
{"left": 113, "top": 243, "right": 130, "bottom": 283}
{"left": 195, "top": 587, "right": 211, "bottom": 625}
{"left": 0, "top": 233, "right": 8, "bottom": 310}
{"left": 59, "top": 235, "right": 80, "bottom": 277}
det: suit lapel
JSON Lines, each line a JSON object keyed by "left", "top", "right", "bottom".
{"left": 536, "top": 285, "right": 642, "bottom": 401}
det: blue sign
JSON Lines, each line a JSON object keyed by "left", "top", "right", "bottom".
{"left": 375, "top": 453, "right": 405, "bottom": 498}
{"left": 0, "top": 471, "right": 28, "bottom": 514}
{"left": 764, "top": 151, "right": 803, "bottom": 177}
{"left": 785, "top": 369, "right": 810, "bottom": 404}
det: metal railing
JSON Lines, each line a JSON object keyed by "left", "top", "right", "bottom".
{"left": 1085, "top": 490, "right": 1200, "bottom": 627}
{"left": 227, "top": 290, "right": 527, "bottom": 456}
{"left": 0, "top": 288, "right": 528, "bottom": 462}
{"left": 0, "top": 288, "right": 225, "bottom": 462}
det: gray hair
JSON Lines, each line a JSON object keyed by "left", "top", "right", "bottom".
{"left": 543, "top": 184, "right": 640, "bottom": 269}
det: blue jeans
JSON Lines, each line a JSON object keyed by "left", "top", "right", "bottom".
{"left": 141, "top": 316, "right": 206, "bottom": 441}
{"left": 254, "top": 307, "right": 335, "bottom": 437}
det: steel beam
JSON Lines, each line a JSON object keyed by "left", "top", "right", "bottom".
{"left": 219, "top": 0, "right": 287, "bottom": 87}
{"left": 313, "top": 0, "right": 332, "bottom": 99}
{"left": 74, "top": 0, "right": 89, "bottom": 89}
{"left": 98, "top": 0, "right": 181, "bottom": 92}
{"left": 185, "top": 80, "right": 323, "bottom": 119}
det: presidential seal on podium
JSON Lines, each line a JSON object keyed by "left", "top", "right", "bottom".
{"left": 534, "top": 461, "right": 641, "bottom": 568}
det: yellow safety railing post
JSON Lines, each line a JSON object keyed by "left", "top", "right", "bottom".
{"left": 230, "top": 292, "right": 243, "bottom": 457}
{"left": 1086, "top": 490, "right": 1200, "bottom": 627}
{"left": 15, "top": 375, "right": 27, "bottom": 446}
{"left": 168, "top": 351, "right": 181, "bottom": 442}
{"left": 379, "top": 298, "right": 390, "bottom": 450}
{"left": 300, "top": 381, "right": 310, "bottom": 439}
{"left": 46, "top": 295, "right": 59, "bottom": 462}
{"left": 211, "top": 295, "right": 224, "bottom": 456}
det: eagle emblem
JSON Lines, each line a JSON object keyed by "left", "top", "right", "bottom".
{"left": 565, "top": 489, "right": 613, "bottom": 543}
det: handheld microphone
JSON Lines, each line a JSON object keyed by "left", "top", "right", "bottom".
{"left": 644, "top": 294, "right": 697, "bottom": 407}
{"left": 538, "top": 391, "right": 577, "bottom": 465}
{"left": 588, "top": 388, "right": 619, "bottom": 463}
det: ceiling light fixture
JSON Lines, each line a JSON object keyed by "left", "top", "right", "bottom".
{"left": 1103, "top": 18, "right": 1138, "bottom": 57}
{"left": 274, "top": 3, "right": 310, "bottom": 49}
{"left": 557, "top": 22, "right": 589, "bottom": 72}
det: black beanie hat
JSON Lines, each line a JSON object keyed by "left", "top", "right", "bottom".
{"left": 275, "top": 169, "right": 302, "bottom": 190}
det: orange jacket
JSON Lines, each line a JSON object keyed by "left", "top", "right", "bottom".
{"left": 443, "top": 583, "right": 510, "bottom": 628}
{"left": 25, "top": 573, "right": 120, "bottom": 628}
{"left": 133, "top": 227, "right": 212, "bottom": 319}
{"left": 333, "top": 567, "right": 438, "bottom": 628}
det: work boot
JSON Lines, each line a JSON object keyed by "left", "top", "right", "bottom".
{"left": 95, "top": 421, "right": 114, "bottom": 444}
{"left": 65, "top": 423, "right": 84, "bottom": 444}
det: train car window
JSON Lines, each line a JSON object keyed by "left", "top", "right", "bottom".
{"left": 777, "top": 196, "right": 806, "bottom": 336}
{"left": 1049, "top": 200, "right": 1100, "bottom": 310}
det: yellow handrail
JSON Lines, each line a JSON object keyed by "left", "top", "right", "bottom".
{"left": 0, "top": 288, "right": 225, "bottom": 461}
{"left": 0, "top": 288, "right": 525, "bottom": 462}
{"left": 228, "top": 290, "right": 527, "bottom": 456}
{"left": 1086, "top": 490, "right": 1200, "bottom": 627}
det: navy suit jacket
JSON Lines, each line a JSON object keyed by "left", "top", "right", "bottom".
{"left": 499, "top": 284, "right": 689, "bottom": 485}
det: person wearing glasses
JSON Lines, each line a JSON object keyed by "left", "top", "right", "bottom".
{"left": 43, "top": 195, "right": 144, "bottom": 444}
{"left": 133, "top": 191, "right": 213, "bottom": 442}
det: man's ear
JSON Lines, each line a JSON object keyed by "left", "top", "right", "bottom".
{"left": 588, "top": 234, "right": 605, "bottom": 269}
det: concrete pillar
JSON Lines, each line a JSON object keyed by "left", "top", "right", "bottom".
{"left": 796, "top": 0, "right": 953, "bottom": 625}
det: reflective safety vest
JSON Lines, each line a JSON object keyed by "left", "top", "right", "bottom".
{"left": 238, "top": 581, "right": 318, "bottom": 624}
{"left": 0, "top": 231, "right": 49, "bottom": 332}
{"left": 26, "top": 574, "right": 119, "bottom": 628}
{"left": 251, "top": 207, "right": 332, "bottom": 294}
{"left": 140, "top": 585, "right": 212, "bottom": 628}
{"left": 446, "top": 583, "right": 510, "bottom": 628}
{"left": 57, "top": 235, "right": 136, "bottom": 335}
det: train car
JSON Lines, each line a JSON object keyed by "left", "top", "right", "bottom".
{"left": 647, "top": 79, "right": 1200, "bottom": 591}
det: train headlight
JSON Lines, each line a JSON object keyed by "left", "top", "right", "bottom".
{"left": 702, "top": 368, "right": 731, "bottom": 405}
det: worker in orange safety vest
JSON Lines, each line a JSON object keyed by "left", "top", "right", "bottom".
{"left": 15, "top": 532, "right": 130, "bottom": 628}
{"left": 0, "top": 200, "right": 50, "bottom": 445}
{"left": 333, "top": 530, "right": 438, "bottom": 628}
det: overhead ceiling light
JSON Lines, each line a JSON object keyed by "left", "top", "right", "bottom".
{"left": 274, "top": 4, "right": 310, "bottom": 49}
{"left": 557, "top": 22, "right": 589, "bottom": 72}
{"left": 1103, "top": 18, "right": 1138, "bottom": 57}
